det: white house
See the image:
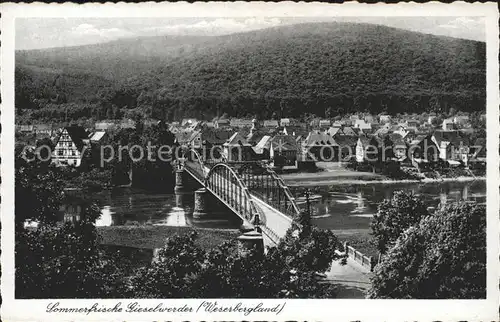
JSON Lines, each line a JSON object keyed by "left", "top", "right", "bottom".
{"left": 52, "top": 126, "right": 89, "bottom": 167}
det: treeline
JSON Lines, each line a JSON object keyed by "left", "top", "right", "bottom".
{"left": 15, "top": 22, "right": 486, "bottom": 123}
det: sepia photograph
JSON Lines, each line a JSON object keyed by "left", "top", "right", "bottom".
{"left": 1, "top": 2, "right": 499, "bottom": 321}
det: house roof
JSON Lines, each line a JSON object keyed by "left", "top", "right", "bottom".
{"left": 35, "top": 124, "right": 52, "bottom": 131}
{"left": 334, "top": 135, "right": 358, "bottom": 148}
{"left": 326, "top": 127, "right": 341, "bottom": 137}
{"left": 63, "top": 126, "right": 88, "bottom": 152}
{"left": 270, "top": 135, "right": 298, "bottom": 151}
{"left": 374, "top": 127, "right": 390, "bottom": 137}
{"left": 303, "top": 131, "right": 337, "bottom": 146}
{"left": 357, "top": 135, "right": 372, "bottom": 146}
{"left": 263, "top": 120, "right": 279, "bottom": 127}
{"left": 342, "top": 127, "right": 358, "bottom": 135}
{"left": 387, "top": 133, "right": 406, "bottom": 146}
{"left": 247, "top": 130, "right": 266, "bottom": 144}
{"left": 433, "top": 130, "right": 469, "bottom": 146}
{"left": 201, "top": 128, "right": 233, "bottom": 145}
{"left": 225, "top": 132, "right": 251, "bottom": 146}
{"left": 89, "top": 131, "right": 106, "bottom": 142}
{"left": 175, "top": 131, "right": 194, "bottom": 144}
{"left": 254, "top": 135, "right": 272, "bottom": 154}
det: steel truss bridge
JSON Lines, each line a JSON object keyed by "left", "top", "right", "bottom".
{"left": 179, "top": 149, "right": 302, "bottom": 246}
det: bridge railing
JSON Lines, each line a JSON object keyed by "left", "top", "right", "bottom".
{"left": 204, "top": 163, "right": 261, "bottom": 224}
{"left": 239, "top": 164, "right": 301, "bottom": 219}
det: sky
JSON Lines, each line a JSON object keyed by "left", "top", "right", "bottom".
{"left": 16, "top": 16, "right": 486, "bottom": 50}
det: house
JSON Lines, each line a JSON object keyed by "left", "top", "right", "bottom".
{"left": 301, "top": 131, "right": 338, "bottom": 161}
{"left": 282, "top": 125, "right": 306, "bottom": 138}
{"left": 181, "top": 118, "right": 197, "bottom": 126}
{"left": 342, "top": 126, "right": 358, "bottom": 136}
{"left": 214, "top": 119, "right": 230, "bottom": 129}
{"left": 18, "top": 125, "right": 34, "bottom": 133}
{"left": 253, "top": 135, "right": 273, "bottom": 159}
{"left": 355, "top": 136, "right": 380, "bottom": 163}
{"left": 432, "top": 130, "right": 470, "bottom": 164}
{"left": 184, "top": 120, "right": 202, "bottom": 132}
{"left": 427, "top": 114, "right": 437, "bottom": 125}
{"left": 269, "top": 135, "right": 298, "bottom": 166}
{"left": 326, "top": 126, "right": 343, "bottom": 137}
{"left": 442, "top": 118, "right": 455, "bottom": 131}
{"left": 393, "top": 125, "right": 409, "bottom": 138}
{"left": 144, "top": 118, "right": 163, "bottom": 128}
{"left": 95, "top": 121, "right": 116, "bottom": 131}
{"left": 174, "top": 131, "right": 194, "bottom": 146}
{"left": 387, "top": 133, "right": 407, "bottom": 160}
{"left": 263, "top": 120, "right": 279, "bottom": 129}
{"left": 379, "top": 115, "right": 391, "bottom": 123}
{"left": 469, "top": 137, "right": 486, "bottom": 168}
{"left": 319, "top": 119, "right": 331, "bottom": 129}
{"left": 409, "top": 134, "right": 440, "bottom": 167}
{"left": 34, "top": 124, "right": 53, "bottom": 137}
{"left": 280, "top": 118, "right": 299, "bottom": 127}
{"left": 331, "top": 121, "right": 343, "bottom": 128}
{"left": 453, "top": 115, "right": 470, "bottom": 125}
{"left": 119, "top": 119, "right": 136, "bottom": 129}
{"left": 374, "top": 127, "right": 390, "bottom": 137}
{"left": 404, "top": 120, "right": 419, "bottom": 130}
{"left": 223, "top": 132, "right": 255, "bottom": 162}
{"left": 354, "top": 119, "right": 372, "bottom": 131}
{"left": 189, "top": 128, "right": 232, "bottom": 151}
{"left": 230, "top": 119, "right": 253, "bottom": 128}
{"left": 52, "top": 126, "right": 89, "bottom": 167}
{"left": 363, "top": 115, "right": 375, "bottom": 123}
{"left": 89, "top": 130, "right": 108, "bottom": 144}
{"left": 334, "top": 135, "right": 358, "bottom": 161}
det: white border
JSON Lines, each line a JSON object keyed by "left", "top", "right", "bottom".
{"left": 1, "top": 2, "right": 499, "bottom": 321}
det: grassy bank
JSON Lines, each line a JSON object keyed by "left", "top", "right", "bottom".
{"left": 98, "top": 225, "right": 240, "bottom": 250}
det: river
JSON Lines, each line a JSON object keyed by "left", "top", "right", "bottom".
{"left": 76, "top": 180, "right": 486, "bottom": 232}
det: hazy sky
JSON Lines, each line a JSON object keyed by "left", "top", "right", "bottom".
{"left": 16, "top": 16, "right": 485, "bottom": 50}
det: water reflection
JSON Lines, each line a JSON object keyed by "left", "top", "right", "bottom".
{"left": 60, "top": 187, "right": 241, "bottom": 229}
{"left": 290, "top": 180, "right": 486, "bottom": 231}
{"left": 59, "top": 181, "right": 485, "bottom": 232}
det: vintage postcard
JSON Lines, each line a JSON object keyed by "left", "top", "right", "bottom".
{"left": 1, "top": 1, "right": 499, "bottom": 321}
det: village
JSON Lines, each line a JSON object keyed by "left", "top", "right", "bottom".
{"left": 16, "top": 111, "right": 486, "bottom": 180}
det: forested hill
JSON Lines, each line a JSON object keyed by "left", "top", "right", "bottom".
{"left": 16, "top": 22, "right": 486, "bottom": 123}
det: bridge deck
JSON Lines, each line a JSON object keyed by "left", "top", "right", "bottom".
{"left": 183, "top": 161, "right": 293, "bottom": 246}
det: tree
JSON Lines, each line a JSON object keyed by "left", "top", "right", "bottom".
{"left": 16, "top": 198, "right": 127, "bottom": 298}
{"left": 370, "top": 191, "right": 430, "bottom": 255}
{"left": 369, "top": 202, "right": 485, "bottom": 299}
{"left": 130, "top": 211, "right": 343, "bottom": 298}
{"left": 15, "top": 159, "right": 65, "bottom": 229}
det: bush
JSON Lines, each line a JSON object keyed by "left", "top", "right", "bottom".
{"left": 369, "top": 202, "right": 486, "bottom": 299}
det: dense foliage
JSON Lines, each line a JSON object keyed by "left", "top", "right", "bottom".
{"left": 131, "top": 218, "right": 342, "bottom": 298}
{"left": 16, "top": 22, "right": 485, "bottom": 123}
{"left": 370, "top": 191, "right": 430, "bottom": 255}
{"left": 369, "top": 202, "right": 486, "bottom": 299}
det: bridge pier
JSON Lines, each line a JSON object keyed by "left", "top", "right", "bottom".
{"left": 193, "top": 188, "right": 209, "bottom": 220}
{"left": 237, "top": 230, "right": 264, "bottom": 256}
{"left": 174, "top": 169, "right": 185, "bottom": 193}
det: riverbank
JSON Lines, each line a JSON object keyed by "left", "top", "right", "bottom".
{"left": 98, "top": 225, "right": 239, "bottom": 250}
{"left": 281, "top": 169, "right": 485, "bottom": 187}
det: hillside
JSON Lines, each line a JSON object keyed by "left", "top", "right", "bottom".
{"left": 15, "top": 22, "right": 486, "bottom": 123}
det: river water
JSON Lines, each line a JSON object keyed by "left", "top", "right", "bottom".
{"left": 80, "top": 180, "right": 485, "bottom": 232}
